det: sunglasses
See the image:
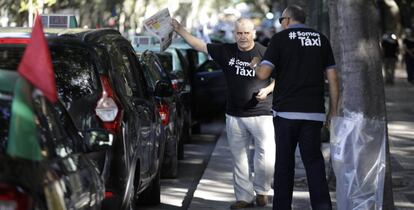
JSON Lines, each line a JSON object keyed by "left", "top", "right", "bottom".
{"left": 278, "top": 17, "right": 290, "bottom": 24}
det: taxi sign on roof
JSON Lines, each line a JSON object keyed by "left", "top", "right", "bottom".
{"left": 40, "top": 14, "right": 78, "bottom": 28}
{"left": 132, "top": 36, "right": 158, "bottom": 47}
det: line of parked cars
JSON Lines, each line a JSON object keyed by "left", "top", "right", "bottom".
{"left": 132, "top": 36, "right": 227, "bottom": 133}
{"left": 0, "top": 26, "right": 228, "bottom": 210}
{"left": 0, "top": 28, "right": 176, "bottom": 210}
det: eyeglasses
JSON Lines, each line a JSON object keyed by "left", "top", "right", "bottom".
{"left": 278, "top": 17, "right": 290, "bottom": 24}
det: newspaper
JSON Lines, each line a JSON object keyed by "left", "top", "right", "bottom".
{"left": 143, "top": 8, "right": 173, "bottom": 51}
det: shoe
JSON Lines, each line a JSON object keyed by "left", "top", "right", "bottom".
{"left": 255, "top": 194, "right": 268, "bottom": 207}
{"left": 230, "top": 201, "right": 254, "bottom": 209}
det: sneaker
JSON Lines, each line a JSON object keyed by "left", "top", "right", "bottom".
{"left": 255, "top": 194, "right": 268, "bottom": 207}
{"left": 230, "top": 201, "right": 254, "bottom": 209}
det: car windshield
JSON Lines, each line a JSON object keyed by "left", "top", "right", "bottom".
{"left": 0, "top": 44, "right": 99, "bottom": 105}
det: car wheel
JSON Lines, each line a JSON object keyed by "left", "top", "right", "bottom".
{"left": 191, "top": 121, "right": 201, "bottom": 134}
{"left": 178, "top": 135, "right": 184, "bottom": 160}
{"left": 136, "top": 169, "right": 161, "bottom": 205}
{"left": 182, "top": 120, "right": 191, "bottom": 143}
{"left": 161, "top": 130, "right": 178, "bottom": 178}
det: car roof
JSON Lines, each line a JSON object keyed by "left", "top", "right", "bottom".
{"left": 0, "top": 27, "right": 121, "bottom": 41}
{"left": 0, "top": 27, "right": 88, "bottom": 38}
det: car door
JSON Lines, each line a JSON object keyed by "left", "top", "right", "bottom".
{"left": 192, "top": 59, "right": 227, "bottom": 118}
{"left": 124, "top": 44, "right": 162, "bottom": 176}
{"left": 114, "top": 41, "right": 158, "bottom": 178}
{"left": 34, "top": 97, "right": 104, "bottom": 210}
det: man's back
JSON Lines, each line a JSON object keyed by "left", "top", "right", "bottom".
{"left": 264, "top": 26, "right": 335, "bottom": 113}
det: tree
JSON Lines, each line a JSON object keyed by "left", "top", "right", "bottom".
{"left": 328, "top": 0, "right": 395, "bottom": 209}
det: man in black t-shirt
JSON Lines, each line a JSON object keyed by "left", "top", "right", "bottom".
{"left": 403, "top": 28, "right": 414, "bottom": 84}
{"left": 172, "top": 18, "right": 275, "bottom": 209}
{"left": 381, "top": 33, "right": 399, "bottom": 84}
{"left": 256, "top": 5, "right": 339, "bottom": 210}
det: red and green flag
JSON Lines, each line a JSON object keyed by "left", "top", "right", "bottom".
{"left": 6, "top": 78, "right": 42, "bottom": 161}
{"left": 6, "top": 14, "right": 57, "bottom": 161}
{"left": 18, "top": 13, "right": 57, "bottom": 103}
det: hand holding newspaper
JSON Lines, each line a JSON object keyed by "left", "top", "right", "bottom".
{"left": 143, "top": 8, "right": 173, "bottom": 51}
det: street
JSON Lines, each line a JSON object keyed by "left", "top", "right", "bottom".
{"left": 137, "top": 120, "right": 225, "bottom": 210}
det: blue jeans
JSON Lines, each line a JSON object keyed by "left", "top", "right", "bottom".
{"left": 273, "top": 116, "right": 332, "bottom": 210}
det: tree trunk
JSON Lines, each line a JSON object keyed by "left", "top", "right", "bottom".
{"left": 328, "top": 0, "right": 395, "bottom": 209}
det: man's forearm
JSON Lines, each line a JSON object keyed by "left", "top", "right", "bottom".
{"left": 265, "top": 79, "right": 275, "bottom": 93}
{"left": 255, "top": 64, "right": 273, "bottom": 80}
{"left": 175, "top": 27, "right": 208, "bottom": 54}
{"left": 327, "top": 69, "right": 339, "bottom": 117}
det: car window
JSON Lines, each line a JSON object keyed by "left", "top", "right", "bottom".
{"left": 134, "top": 63, "right": 151, "bottom": 99}
{"left": 151, "top": 55, "right": 169, "bottom": 79}
{"left": 114, "top": 43, "right": 149, "bottom": 99}
{"left": 155, "top": 52, "right": 173, "bottom": 73}
{"left": 141, "top": 54, "right": 165, "bottom": 91}
{"left": 174, "top": 49, "right": 190, "bottom": 75}
{"left": 0, "top": 44, "right": 100, "bottom": 106}
{"left": 50, "top": 45, "right": 100, "bottom": 105}
{"left": 0, "top": 45, "right": 25, "bottom": 70}
{"left": 102, "top": 42, "right": 135, "bottom": 100}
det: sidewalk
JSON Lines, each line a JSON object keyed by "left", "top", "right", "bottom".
{"left": 386, "top": 69, "right": 414, "bottom": 209}
{"left": 188, "top": 68, "right": 414, "bottom": 209}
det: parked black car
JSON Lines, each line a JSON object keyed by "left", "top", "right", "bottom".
{"left": 153, "top": 48, "right": 192, "bottom": 141}
{"left": 0, "top": 28, "right": 168, "bottom": 209}
{"left": 138, "top": 50, "right": 185, "bottom": 178}
{"left": 80, "top": 29, "right": 169, "bottom": 208}
{"left": 0, "top": 69, "right": 105, "bottom": 210}
{"left": 133, "top": 39, "right": 192, "bottom": 140}
{"left": 0, "top": 29, "right": 118, "bottom": 191}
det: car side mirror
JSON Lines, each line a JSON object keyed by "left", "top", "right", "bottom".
{"left": 83, "top": 129, "right": 113, "bottom": 151}
{"left": 154, "top": 80, "right": 173, "bottom": 97}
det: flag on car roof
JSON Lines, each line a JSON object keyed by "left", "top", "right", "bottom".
{"left": 18, "top": 13, "right": 57, "bottom": 103}
{"left": 7, "top": 78, "right": 42, "bottom": 161}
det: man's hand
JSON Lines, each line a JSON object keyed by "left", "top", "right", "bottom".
{"left": 256, "top": 79, "right": 275, "bottom": 101}
{"left": 256, "top": 88, "right": 269, "bottom": 101}
{"left": 250, "top": 56, "right": 261, "bottom": 70}
{"left": 171, "top": 18, "right": 182, "bottom": 33}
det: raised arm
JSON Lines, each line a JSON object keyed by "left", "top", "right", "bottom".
{"left": 171, "top": 19, "right": 208, "bottom": 54}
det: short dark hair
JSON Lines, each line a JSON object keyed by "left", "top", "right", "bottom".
{"left": 285, "top": 5, "right": 306, "bottom": 24}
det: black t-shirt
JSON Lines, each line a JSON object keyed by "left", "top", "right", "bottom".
{"left": 207, "top": 42, "right": 272, "bottom": 117}
{"left": 381, "top": 38, "right": 399, "bottom": 58}
{"left": 263, "top": 26, "right": 335, "bottom": 113}
{"left": 404, "top": 38, "right": 414, "bottom": 58}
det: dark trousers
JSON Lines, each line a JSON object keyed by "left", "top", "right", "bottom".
{"left": 273, "top": 116, "right": 332, "bottom": 210}
{"left": 405, "top": 54, "right": 414, "bottom": 82}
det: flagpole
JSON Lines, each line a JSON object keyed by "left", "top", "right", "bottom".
{"left": 28, "top": 0, "right": 33, "bottom": 27}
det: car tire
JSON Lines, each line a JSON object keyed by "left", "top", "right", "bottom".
{"left": 191, "top": 122, "right": 201, "bottom": 134}
{"left": 136, "top": 169, "right": 161, "bottom": 206}
{"left": 178, "top": 138, "right": 184, "bottom": 160}
{"left": 161, "top": 130, "right": 178, "bottom": 178}
{"left": 182, "top": 120, "right": 191, "bottom": 143}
